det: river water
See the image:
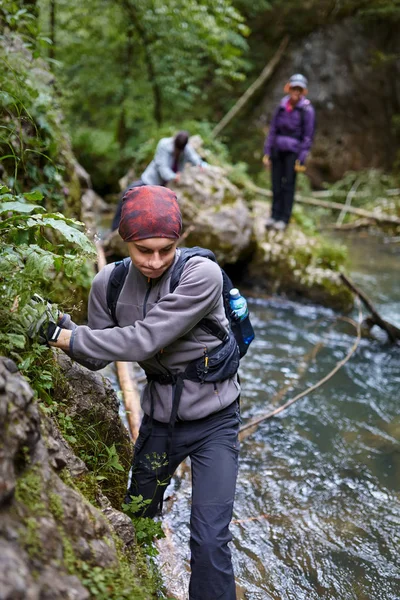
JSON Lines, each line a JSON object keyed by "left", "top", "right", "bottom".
{"left": 155, "top": 232, "right": 400, "bottom": 600}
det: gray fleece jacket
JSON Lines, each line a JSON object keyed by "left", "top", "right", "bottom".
{"left": 141, "top": 137, "right": 206, "bottom": 186}
{"left": 61, "top": 250, "right": 240, "bottom": 423}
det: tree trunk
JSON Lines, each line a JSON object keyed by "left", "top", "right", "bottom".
{"left": 121, "top": 0, "right": 163, "bottom": 125}
{"left": 116, "top": 24, "right": 134, "bottom": 148}
{"left": 49, "top": 0, "right": 56, "bottom": 60}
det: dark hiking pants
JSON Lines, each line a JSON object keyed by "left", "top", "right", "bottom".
{"left": 271, "top": 150, "right": 297, "bottom": 224}
{"left": 111, "top": 179, "right": 144, "bottom": 231}
{"left": 126, "top": 400, "right": 240, "bottom": 600}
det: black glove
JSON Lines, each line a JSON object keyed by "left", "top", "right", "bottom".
{"left": 21, "top": 294, "right": 62, "bottom": 346}
{"left": 39, "top": 321, "right": 63, "bottom": 346}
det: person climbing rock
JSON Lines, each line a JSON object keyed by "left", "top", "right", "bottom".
{"left": 34, "top": 185, "right": 240, "bottom": 600}
{"left": 111, "top": 131, "right": 207, "bottom": 231}
{"left": 263, "top": 73, "right": 315, "bottom": 231}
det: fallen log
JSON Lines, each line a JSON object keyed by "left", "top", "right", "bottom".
{"left": 212, "top": 36, "right": 290, "bottom": 138}
{"left": 321, "top": 218, "right": 372, "bottom": 231}
{"left": 116, "top": 362, "right": 141, "bottom": 442}
{"left": 340, "top": 273, "right": 400, "bottom": 343}
{"left": 313, "top": 188, "right": 400, "bottom": 198}
{"left": 249, "top": 184, "right": 400, "bottom": 225}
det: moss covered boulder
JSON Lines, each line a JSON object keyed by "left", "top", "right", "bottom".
{"left": 171, "top": 164, "right": 253, "bottom": 264}
{"left": 247, "top": 200, "right": 354, "bottom": 311}
{"left": 0, "top": 356, "right": 159, "bottom": 599}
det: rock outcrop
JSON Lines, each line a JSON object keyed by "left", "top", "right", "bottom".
{"left": 248, "top": 201, "right": 354, "bottom": 311}
{"left": 0, "top": 356, "right": 156, "bottom": 600}
{"left": 255, "top": 18, "right": 400, "bottom": 186}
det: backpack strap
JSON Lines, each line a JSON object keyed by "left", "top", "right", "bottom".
{"left": 170, "top": 247, "right": 229, "bottom": 342}
{"left": 106, "top": 247, "right": 229, "bottom": 340}
{"left": 169, "top": 246, "right": 217, "bottom": 292}
{"left": 298, "top": 105, "right": 305, "bottom": 142}
{"left": 106, "top": 257, "right": 131, "bottom": 326}
{"left": 297, "top": 102, "right": 315, "bottom": 143}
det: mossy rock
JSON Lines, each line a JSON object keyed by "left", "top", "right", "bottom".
{"left": 248, "top": 200, "right": 354, "bottom": 312}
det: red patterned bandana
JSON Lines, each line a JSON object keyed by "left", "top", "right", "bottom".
{"left": 119, "top": 185, "right": 182, "bottom": 241}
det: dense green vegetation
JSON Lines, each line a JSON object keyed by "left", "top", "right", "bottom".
{"left": 31, "top": 0, "right": 400, "bottom": 191}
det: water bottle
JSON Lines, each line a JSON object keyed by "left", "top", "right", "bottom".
{"left": 229, "top": 288, "right": 255, "bottom": 347}
{"left": 229, "top": 288, "right": 249, "bottom": 321}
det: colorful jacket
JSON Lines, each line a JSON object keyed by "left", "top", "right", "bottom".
{"left": 141, "top": 137, "right": 207, "bottom": 186}
{"left": 59, "top": 250, "right": 240, "bottom": 423}
{"left": 264, "top": 96, "right": 315, "bottom": 164}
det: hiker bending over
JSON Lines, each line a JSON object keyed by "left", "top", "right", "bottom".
{"left": 111, "top": 131, "right": 207, "bottom": 231}
{"left": 263, "top": 73, "right": 315, "bottom": 231}
{"left": 42, "top": 185, "right": 240, "bottom": 600}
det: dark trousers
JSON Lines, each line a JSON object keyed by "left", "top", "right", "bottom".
{"left": 111, "top": 179, "right": 144, "bottom": 231}
{"left": 126, "top": 400, "right": 240, "bottom": 600}
{"left": 271, "top": 150, "right": 297, "bottom": 224}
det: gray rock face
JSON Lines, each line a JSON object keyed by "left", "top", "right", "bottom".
{"left": 0, "top": 357, "right": 139, "bottom": 600}
{"left": 103, "top": 159, "right": 253, "bottom": 266}
{"left": 0, "top": 357, "right": 39, "bottom": 505}
{"left": 257, "top": 18, "right": 400, "bottom": 185}
{"left": 172, "top": 164, "right": 253, "bottom": 264}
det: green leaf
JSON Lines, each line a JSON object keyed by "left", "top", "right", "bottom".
{"left": 9, "top": 334, "right": 27, "bottom": 349}
{"left": 24, "top": 216, "right": 96, "bottom": 254}
{"left": 0, "top": 333, "right": 26, "bottom": 349}
{"left": 23, "top": 190, "right": 44, "bottom": 201}
{"left": 0, "top": 202, "right": 46, "bottom": 215}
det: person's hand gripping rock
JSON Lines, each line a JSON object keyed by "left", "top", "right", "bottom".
{"left": 21, "top": 294, "right": 63, "bottom": 346}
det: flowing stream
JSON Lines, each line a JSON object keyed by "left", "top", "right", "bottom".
{"left": 154, "top": 232, "right": 400, "bottom": 600}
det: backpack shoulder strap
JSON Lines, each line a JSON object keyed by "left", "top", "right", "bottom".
{"left": 169, "top": 247, "right": 217, "bottom": 293}
{"left": 170, "top": 247, "right": 228, "bottom": 341}
{"left": 106, "top": 257, "right": 131, "bottom": 325}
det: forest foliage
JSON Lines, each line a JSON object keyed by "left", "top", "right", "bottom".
{"left": 31, "top": 0, "right": 400, "bottom": 192}
{"left": 1, "top": 2, "right": 399, "bottom": 381}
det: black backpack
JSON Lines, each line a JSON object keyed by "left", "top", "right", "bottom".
{"left": 106, "top": 246, "right": 255, "bottom": 358}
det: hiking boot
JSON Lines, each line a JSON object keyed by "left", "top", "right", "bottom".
{"left": 265, "top": 217, "right": 276, "bottom": 229}
{"left": 273, "top": 220, "right": 287, "bottom": 231}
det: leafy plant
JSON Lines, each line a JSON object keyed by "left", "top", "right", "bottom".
{"left": 79, "top": 441, "right": 125, "bottom": 481}
{"left": 122, "top": 494, "right": 166, "bottom": 557}
{"left": 0, "top": 187, "right": 96, "bottom": 395}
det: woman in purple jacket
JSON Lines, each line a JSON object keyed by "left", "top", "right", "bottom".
{"left": 263, "top": 74, "right": 315, "bottom": 231}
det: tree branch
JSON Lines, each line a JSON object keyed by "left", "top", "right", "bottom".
{"left": 212, "top": 35, "right": 290, "bottom": 138}
{"left": 120, "top": 0, "right": 163, "bottom": 125}
{"left": 340, "top": 273, "right": 400, "bottom": 343}
{"left": 239, "top": 299, "right": 363, "bottom": 438}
